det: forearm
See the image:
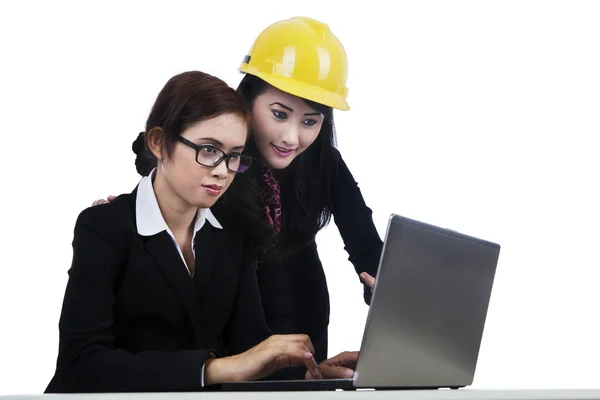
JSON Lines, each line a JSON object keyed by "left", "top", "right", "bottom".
{"left": 57, "top": 346, "right": 213, "bottom": 393}
{"left": 331, "top": 150, "right": 383, "bottom": 304}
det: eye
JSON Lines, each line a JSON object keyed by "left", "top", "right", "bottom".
{"left": 228, "top": 153, "right": 240, "bottom": 160}
{"left": 272, "top": 110, "right": 288, "bottom": 120}
{"left": 303, "top": 119, "right": 318, "bottom": 127}
{"left": 200, "top": 145, "right": 217, "bottom": 154}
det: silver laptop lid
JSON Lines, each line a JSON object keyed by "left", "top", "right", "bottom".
{"left": 354, "top": 214, "right": 501, "bottom": 389}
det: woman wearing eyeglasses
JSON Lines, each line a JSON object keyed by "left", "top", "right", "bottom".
{"left": 45, "top": 70, "right": 330, "bottom": 394}
{"left": 93, "top": 16, "right": 382, "bottom": 380}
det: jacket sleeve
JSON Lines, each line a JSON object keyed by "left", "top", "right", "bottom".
{"left": 330, "top": 149, "right": 384, "bottom": 305}
{"left": 51, "top": 208, "right": 215, "bottom": 393}
{"left": 222, "top": 240, "right": 272, "bottom": 356}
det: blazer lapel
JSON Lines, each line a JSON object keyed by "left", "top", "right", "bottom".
{"left": 192, "top": 222, "right": 220, "bottom": 302}
{"left": 144, "top": 232, "right": 203, "bottom": 337}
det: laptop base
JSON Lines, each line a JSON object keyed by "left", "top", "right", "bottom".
{"left": 221, "top": 379, "right": 355, "bottom": 391}
{"left": 221, "top": 379, "right": 462, "bottom": 391}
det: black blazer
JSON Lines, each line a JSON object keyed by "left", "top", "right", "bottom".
{"left": 45, "top": 187, "right": 271, "bottom": 393}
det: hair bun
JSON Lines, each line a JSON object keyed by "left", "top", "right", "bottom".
{"left": 131, "top": 131, "right": 156, "bottom": 176}
{"left": 132, "top": 131, "right": 145, "bottom": 156}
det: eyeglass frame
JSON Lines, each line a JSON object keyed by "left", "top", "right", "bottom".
{"left": 175, "top": 135, "right": 253, "bottom": 173}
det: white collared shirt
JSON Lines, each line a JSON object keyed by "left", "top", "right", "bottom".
{"left": 135, "top": 168, "right": 221, "bottom": 386}
{"left": 135, "top": 168, "right": 222, "bottom": 276}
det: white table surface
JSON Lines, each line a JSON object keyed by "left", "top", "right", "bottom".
{"left": 2, "top": 390, "right": 600, "bottom": 400}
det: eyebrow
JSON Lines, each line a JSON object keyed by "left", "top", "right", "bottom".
{"left": 198, "top": 137, "right": 245, "bottom": 151}
{"left": 270, "top": 102, "right": 322, "bottom": 117}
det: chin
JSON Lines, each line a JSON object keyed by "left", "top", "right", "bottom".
{"left": 197, "top": 200, "right": 218, "bottom": 209}
{"left": 265, "top": 156, "right": 295, "bottom": 170}
{"left": 188, "top": 193, "right": 222, "bottom": 209}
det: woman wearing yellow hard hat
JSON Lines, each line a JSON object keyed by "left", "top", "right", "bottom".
{"left": 97, "top": 16, "right": 382, "bottom": 380}
{"left": 232, "top": 16, "right": 383, "bottom": 379}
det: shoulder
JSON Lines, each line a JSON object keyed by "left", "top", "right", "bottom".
{"left": 329, "top": 146, "right": 355, "bottom": 181}
{"left": 210, "top": 198, "right": 261, "bottom": 239}
{"left": 74, "top": 190, "right": 137, "bottom": 245}
{"left": 208, "top": 202, "right": 235, "bottom": 232}
{"left": 210, "top": 207, "right": 248, "bottom": 244}
{"left": 210, "top": 206, "right": 257, "bottom": 251}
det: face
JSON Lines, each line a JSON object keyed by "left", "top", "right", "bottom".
{"left": 251, "top": 86, "right": 324, "bottom": 169}
{"left": 152, "top": 113, "right": 248, "bottom": 209}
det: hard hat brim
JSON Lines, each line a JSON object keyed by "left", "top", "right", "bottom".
{"left": 238, "top": 66, "right": 350, "bottom": 111}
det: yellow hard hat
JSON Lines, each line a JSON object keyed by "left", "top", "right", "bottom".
{"left": 238, "top": 16, "right": 350, "bottom": 111}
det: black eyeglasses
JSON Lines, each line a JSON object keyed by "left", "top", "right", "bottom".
{"left": 176, "top": 136, "right": 253, "bottom": 173}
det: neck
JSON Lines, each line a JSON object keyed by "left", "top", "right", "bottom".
{"left": 152, "top": 168, "right": 198, "bottom": 236}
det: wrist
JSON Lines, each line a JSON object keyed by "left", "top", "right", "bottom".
{"left": 204, "top": 355, "right": 242, "bottom": 385}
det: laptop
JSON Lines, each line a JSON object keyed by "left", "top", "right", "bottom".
{"left": 222, "top": 213, "right": 501, "bottom": 391}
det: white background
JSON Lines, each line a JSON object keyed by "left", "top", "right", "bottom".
{"left": 1, "top": 0, "right": 599, "bottom": 395}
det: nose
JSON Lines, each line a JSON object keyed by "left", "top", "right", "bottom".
{"left": 211, "top": 158, "right": 229, "bottom": 179}
{"left": 280, "top": 126, "right": 299, "bottom": 148}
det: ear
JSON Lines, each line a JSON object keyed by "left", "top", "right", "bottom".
{"left": 146, "top": 127, "right": 164, "bottom": 161}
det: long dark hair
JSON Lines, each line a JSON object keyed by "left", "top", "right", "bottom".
{"left": 131, "top": 71, "right": 276, "bottom": 250}
{"left": 236, "top": 74, "right": 340, "bottom": 259}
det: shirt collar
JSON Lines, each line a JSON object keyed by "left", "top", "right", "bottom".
{"left": 135, "top": 168, "right": 222, "bottom": 237}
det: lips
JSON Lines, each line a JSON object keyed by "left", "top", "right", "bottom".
{"left": 203, "top": 184, "right": 222, "bottom": 190}
{"left": 202, "top": 184, "right": 223, "bottom": 196}
{"left": 271, "top": 143, "right": 295, "bottom": 157}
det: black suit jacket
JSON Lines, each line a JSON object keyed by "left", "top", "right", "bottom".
{"left": 45, "top": 187, "right": 271, "bottom": 393}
